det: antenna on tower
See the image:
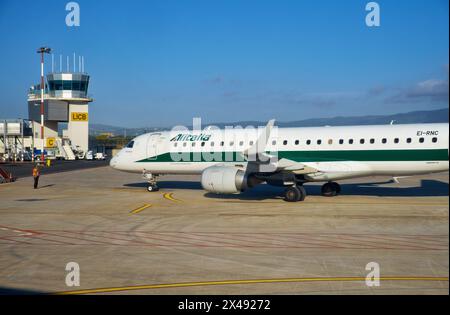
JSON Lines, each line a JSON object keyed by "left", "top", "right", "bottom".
{"left": 78, "top": 55, "right": 81, "bottom": 72}
{"left": 73, "top": 53, "right": 76, "bottom": 72}
{"left": 66, "top": 56, "right": 69, "bottom": 72}
{"left": 82, "top": 56, "right": 85, "bottom": 73}
{"left": 51, "top": 54, "right": 54, "bottom": 72}
{"left": 60, "top": 55, "right": 62, "bottom": 72}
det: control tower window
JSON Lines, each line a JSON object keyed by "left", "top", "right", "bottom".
{"left": 80, "top": 81, "right": 87, "bottom": 92}
{"left": 125, "top": 141, "right": 134, "bottom": 148}
{"left": 53, "top": 80, "right": 63, "bottom": 90}
{"left": 72, "top": 81, "right": 81, "bottom": 90}
{"left": 63, "top": 81, "right": 72, "bottom": 90}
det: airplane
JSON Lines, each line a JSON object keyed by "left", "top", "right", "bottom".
{"left": 110, "top": 121, "right": 449, "bottom": 202}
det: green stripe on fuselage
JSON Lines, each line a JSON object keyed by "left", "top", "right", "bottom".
{"left": 136, "top": 149, "right": 448, "bottom": 163}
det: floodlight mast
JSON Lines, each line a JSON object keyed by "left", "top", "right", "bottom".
{"left": 37, "top": 47, "right": 51, "bottom": 162}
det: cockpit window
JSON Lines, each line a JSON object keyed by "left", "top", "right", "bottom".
{"left": 125, "top": 141, "right": 134, "bottom": 148}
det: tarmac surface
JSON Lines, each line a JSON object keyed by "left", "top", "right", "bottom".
{"left": 0, "top": 165, "right": 448, "bottom": 294}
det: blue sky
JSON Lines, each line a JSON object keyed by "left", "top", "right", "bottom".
{"left": 0, "top": 0, "right": 448, "bottom": 127}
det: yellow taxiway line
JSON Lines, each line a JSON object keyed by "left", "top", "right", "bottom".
{"left": 56, "top": 276, "right": 449, "bottom": 295}
{"left": 163, "top": 192, "right": 182, "bottom": 203}
{"left": 130, "top": 204, "right": 152, "bottom": 214}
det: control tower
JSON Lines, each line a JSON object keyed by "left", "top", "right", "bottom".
{"left": 28, "top": 60, "right": 93, "bottom": 159}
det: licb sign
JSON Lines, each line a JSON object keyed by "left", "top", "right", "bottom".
{"left": 71, "top": 112, "right": 88, "bottom": 122}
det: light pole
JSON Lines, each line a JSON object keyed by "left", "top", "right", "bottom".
{"left": 37, "top": 47, "right": 51, "bottom": 163}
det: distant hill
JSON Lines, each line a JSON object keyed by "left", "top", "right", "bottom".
{"left": 89, "top": 124, "right": 162, "bottom": 137}
{"left": 90, "top": 108, "right": 449, "bottom": 136}
{"left": 273, "top": 108, "right": 449, "bottom": 128}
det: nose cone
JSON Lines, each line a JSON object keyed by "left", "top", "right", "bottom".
{"left": 109, "top": 156, "right": 118, "bottom": 169}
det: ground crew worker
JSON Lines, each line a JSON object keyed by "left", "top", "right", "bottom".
{"left": 32, "top": 164, "right": 41, "bottom": 189}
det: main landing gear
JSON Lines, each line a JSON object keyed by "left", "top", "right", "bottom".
{"left": 321, "top": 182, "right": 341, "bottom": 197}
{"left": 284, "top": 182, "right": 342, "bottom": 202}
{"left": 284, "top": 185, "right": 306, "bottom": 202}
{"left": 143, "top": 171, "right": 159, "bottom": 192}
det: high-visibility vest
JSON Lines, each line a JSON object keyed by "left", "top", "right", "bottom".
{"left": 32, "top": 168, "right": 39, "bottom": 177}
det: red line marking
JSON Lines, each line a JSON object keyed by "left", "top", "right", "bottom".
{"left": 134, "top": 231, "right": 215, "bottom": 247}
{"left": 162, "top": 232, "right": 257, "bottom": 247}
{"left": 38, "top": 230, "right": 449, "bottom": 238}
{"left": 63, "top": 231, "right": 151, "bottom": 246}
{"left": 350, "top": 234, "right": 447, "bottom": 250}
{"left": 0, "top": 225, "right": 41, "bottom": 235}
{"left": 231, "top": 232, "right": 366, "bottom": 249}
{"left": 0, "top": 237, "right": 33, "bottom": 244}
{"left": 39, "top": 231, "right": 114, "bottom": 245}
{"left": 22, "top": 235, "right": 76, "bottom": 245}
{"left": 268, "top": 233, "right": 435, "bottom": 250}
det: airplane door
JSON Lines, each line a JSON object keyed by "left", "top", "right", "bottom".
{"left": 147, "top": 133, "right": 161, "bottom": 160}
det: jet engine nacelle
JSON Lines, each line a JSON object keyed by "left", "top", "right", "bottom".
{"left": 201, "top": 166, "right": 254, "bottom": 194}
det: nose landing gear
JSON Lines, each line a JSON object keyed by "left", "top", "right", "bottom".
{"left": 321, "top": 182, "right": 341, "bottom": 197}
{"left": 147, "top": 184, "right": 159, "bottom": 192}
{"left": 143, "top": 171, "right": 159, "bottom": 192}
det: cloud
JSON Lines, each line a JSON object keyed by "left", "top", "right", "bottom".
{"left": 385, "top": 78, "right": 449, "bottom": 104}
{"left": 384, "top": 65, "right": 449, "bottom": 104}
{"left": 406, "top": 79, "right": 449, "bottom": 100}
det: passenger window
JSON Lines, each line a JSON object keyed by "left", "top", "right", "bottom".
{"left": 360, "top": 139, "right": 365, "bottom": 144}
{"left": 306, "top": 140, "right": 311, "bottom": 145}
{"left": 317, "top": 140, "right": 322, "bottom": 145}
{"left": 406, "top": 138, "right": 412, "bottom": 143}
{"left": 125, "top": 141, "right": 134, "bottom": 148}
{"left": 272, "top": 140, "right": 276, "bottom": 145}
{"left": 192, "top": 142, "right": 196, "bottom": 147}
{"left": 339, "top": 139, "right": 344, "bottom": 144}
{"left": 419, "top": 137, "right": 424, "bottom": 143}
{"left": 283, "top": 140, "right": 288, "bottom": 145}
{"left": 183, "top": 142, "right": 187, "bottom": 147}
{"left": 432, "top": 137, "right": 438, "bottom": 143}
{"left": 328, "top": 139, "right": 333, "bottom": 145}
{"left": 382, "top": 138, "right": 387, "bottom": 144}
{"left": 229, "top": 141, "right": 234, "bottom": 146}
{"left": 239, "top": 141, "right": 244, "bottom": 146}
{"left": 220, "top": 141, "right": 224, "bottom": 146}
{"left": 394, "top": 138, "right": 399, "bottom": 144}
{"left": 201, "top": 142, "right": 205, "bottom": 147}
{"left": 349, "top": 139, "right": 354, "bottom": 144}
{"left": 295, "top": 140, "right": 299, "bottom": 145}
{"left": 211, "top": 142, "right": 215, "bottom": 147}
{"left": 174, "top": 142, "right": 178, "bottom": 147}
{"left": 249, "top": 141, "right": 254, "bottom": 146}
{"left": 370, "top": 139, "right": 375, "bottom": 144}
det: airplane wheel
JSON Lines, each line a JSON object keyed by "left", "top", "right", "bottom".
{"left": 147, "top": 185, "right": 159, "bottom": 192}
{"left": 321, "top": 182, "right": 337, "bottom": 197}
{"left": 297, "top": 185, "right": 306, "bottom": 201}
{"left": 284, "top": 185, "right": 306, "bottom": 202}
{"left": 331, "top": 182, "right": 341, "bottom": 194}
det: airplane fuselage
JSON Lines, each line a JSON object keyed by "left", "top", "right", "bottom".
{"left": 110, "top": 123, "right": 449, "bottom": 181}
